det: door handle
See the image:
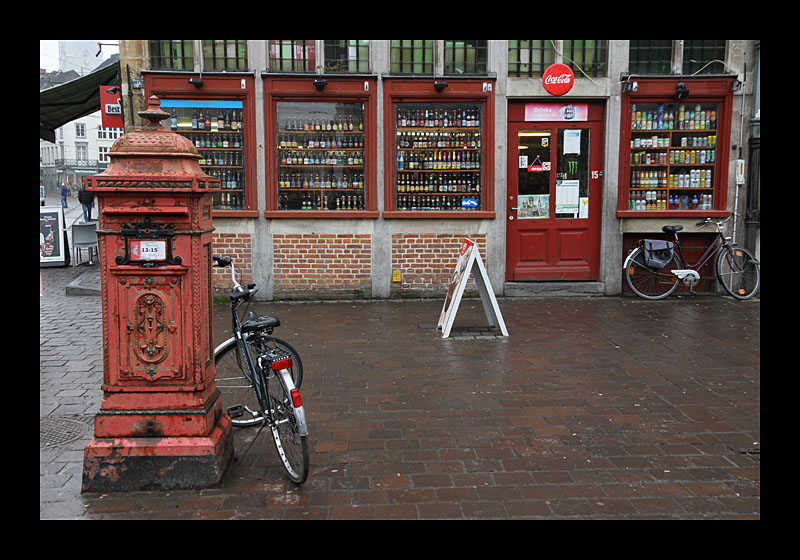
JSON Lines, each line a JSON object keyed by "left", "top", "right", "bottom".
{"left": 510, "top": 207, "right": 518, "bottom": 210}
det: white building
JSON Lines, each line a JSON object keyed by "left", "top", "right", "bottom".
{"left": 40, "top": 40, "right": 122, "bottom": 192}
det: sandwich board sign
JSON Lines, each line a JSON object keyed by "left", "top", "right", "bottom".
{"left": 437, "top": 238, "right": 508, "bottom": 338}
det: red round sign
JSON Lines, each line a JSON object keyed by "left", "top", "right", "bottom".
{"left": 542, "top": 63, "right": 574, "bottom": 96}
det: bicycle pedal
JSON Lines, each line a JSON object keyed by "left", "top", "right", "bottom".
{"left": 226, "top": 405, "right": 244, "bottom": 418}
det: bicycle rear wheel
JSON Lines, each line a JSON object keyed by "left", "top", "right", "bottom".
{"left": 716, "top": 245, "right": 760, "bottom": 299}
{"left": 625, "top": 246, "right": 682, "bottom": 300}
{"left": 215, "top": 336, "right": 304, "bottom": 427}
{"left": 267, "top": 372, "right": 309, "bottom": 484}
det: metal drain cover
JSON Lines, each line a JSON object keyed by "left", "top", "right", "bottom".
{"left": 40, "top": 417, "right": 89, "bottom": 448}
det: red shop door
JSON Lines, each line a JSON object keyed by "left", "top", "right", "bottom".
{"left": 506, "top": 102, "right": 604, "bottom": 281}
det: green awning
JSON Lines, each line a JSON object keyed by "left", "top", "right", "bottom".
{"left": 39, "top": 59, "right": 121, "bottom": 143}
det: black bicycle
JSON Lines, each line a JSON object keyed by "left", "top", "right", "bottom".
{"left": 213, "top": 255, "right": 309, "bottom": 484}
{"left": 624, "top": 215, "right": 760, "bottom": 301}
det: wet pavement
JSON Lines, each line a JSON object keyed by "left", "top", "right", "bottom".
{"left": 40, "top": 264, "right": 760, "bottom": 519}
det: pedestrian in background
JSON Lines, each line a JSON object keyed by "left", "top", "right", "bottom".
{"left": 78, "top": 182, "right": 95, "bottom": 221}
{"left": 60, "top": 183, "right": 69, "bottom": 208}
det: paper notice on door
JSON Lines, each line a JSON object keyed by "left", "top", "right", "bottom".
{"left": 563, "top": 129, "right": 581, "bottom": 155}
{"left": 556, "top": 180, "right": 580, "bottom": 217}
{"left": 579, "top": 197, "right": 589, "bottom": 219}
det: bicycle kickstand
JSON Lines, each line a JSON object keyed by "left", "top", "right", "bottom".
{"left": 235, "top": 422, "right": 267, "bottom": 464}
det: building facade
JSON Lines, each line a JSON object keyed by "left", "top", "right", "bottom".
{"left": 115, "top": 40, "right": 760, "bottom": 299}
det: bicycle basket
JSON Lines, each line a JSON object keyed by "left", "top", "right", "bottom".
{"left": 643, "top": 239, "right": 674, "bottom": 269}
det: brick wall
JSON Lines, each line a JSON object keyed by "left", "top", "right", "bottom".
{"left": 212, "top": 231, "right": 489, "bottom": 299}
{"left": 391, "top": 234, "right": 487, "bottom": 297}
{"left": 273, "top": 234, "right": 372, "bottom": 299}
{"left": 212, "top": 232, "right": 252, "bottom": 295}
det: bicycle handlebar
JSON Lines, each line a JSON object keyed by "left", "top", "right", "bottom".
{"left": 213, "top": 255, "right": 231, "bottom": 267}
{"left": 213, "top": 254, "right": 257, "bottom": 301}
{"left": 696, "top": 214, "right": 733, "bottom": 229}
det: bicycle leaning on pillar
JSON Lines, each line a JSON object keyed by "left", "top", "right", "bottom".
{"left": 212, "top": 255, "right": 310, "bottom": 484}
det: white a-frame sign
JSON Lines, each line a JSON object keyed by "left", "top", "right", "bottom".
{"left": 437, "top": 238, "right": 508, "bottom": 338}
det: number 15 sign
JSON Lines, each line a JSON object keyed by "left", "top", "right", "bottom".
{"left": 437, "top": 239, "right": 508, "bottom": 339}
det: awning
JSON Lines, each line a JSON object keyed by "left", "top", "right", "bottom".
{"left": 39, "top": 57, "right": 121, "bottom": 143}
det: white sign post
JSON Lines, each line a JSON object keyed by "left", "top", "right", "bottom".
{"left": 437, "top": 238, "right": 508, "bottom": 338}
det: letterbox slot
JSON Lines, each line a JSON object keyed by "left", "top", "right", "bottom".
{"left": 103, "top": 206, "right": 190, "bottom": 216}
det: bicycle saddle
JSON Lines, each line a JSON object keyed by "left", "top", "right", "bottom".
{"left": 662, "top": 225, "right": 683, "bottom": 234}
{"left": 241, "top": 315, "right": 280, "bottom": 333}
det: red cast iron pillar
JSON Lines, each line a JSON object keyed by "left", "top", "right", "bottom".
{"left": 82, "top": 96, "right": 233, "bottom": 492}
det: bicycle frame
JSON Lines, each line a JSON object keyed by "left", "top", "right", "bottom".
{"left": 674, "top": 215, "right": 738, "bottom": 281}
{"left": 670, "top": 231, "right": 726, "bottom": 281}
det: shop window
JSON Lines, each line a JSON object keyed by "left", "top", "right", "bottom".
{"left": 507, "top": 40, "right": 554, "bottom": 77}
{"left": 269, "top": 40, "right": 316, "bottom": 72}
{"left": 323, "top": 40, "right": 370, "bottom": 73}
{"left": 627, "top": 102, "right": 719, "bottom": 211}
{"left": 683, "top": 40, "right": 727, "bottom": 75}
{"left": 394, "top": 102, "right": 483, "bottom": 212}
{"left": 629, "top": 40, "right": 673, "bottom": 74}
{"left": 443, "top": 40, "right": 487, "bottom": 75}
{"left": 276, "top": 101, "right": 366, "bottom": 211}
{"left": 202, "top": 40, "right": 248, "bottom": 71}
{"left": 160, "top": 99, "right": 249, "bottom": 211}
{"left": 563, "top": 40, "right": 608, "bottom": 77}
{"left": 390, "top": 40, "right": 433, "bottom": 74}
{"left": 149, "top": 40, "right": 194, "bottom": 71}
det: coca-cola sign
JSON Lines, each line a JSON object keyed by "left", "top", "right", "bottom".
{"left": 542, "top": 63, "right": 574, "bottom": 96}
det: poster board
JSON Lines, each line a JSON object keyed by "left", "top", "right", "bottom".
{"left": 40, "top": 206, "right": 67, "bottom": 267}
{"left": 437, "top": 238, "right": 508, "bottom": 338}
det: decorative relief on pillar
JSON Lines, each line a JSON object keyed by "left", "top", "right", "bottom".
{"left": 117, "top": 273, "right": 185, "bottom": 384}
{"left": 134, "top": 293, "right": 169, "bottom": 365}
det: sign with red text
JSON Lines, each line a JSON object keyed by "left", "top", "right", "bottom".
{"left": 542, "top": 63, "right": 574, "bottom": 96}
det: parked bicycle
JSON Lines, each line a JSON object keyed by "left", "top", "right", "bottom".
{"left": 624, "top": 214, "right": 760, "bottom": 301}
{"left": 213, "top": 255, "right": 309, "bottom": 484}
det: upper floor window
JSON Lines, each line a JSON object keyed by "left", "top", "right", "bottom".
{"left": 443, "top": 40, "right": 488, "bottom": 75}
{"left": 390, "top": 40, "right": 433, "bottom": 74}
{"left": 683, "top": 40, "right": 727, "bottom": 74}
{"left": 324, "top": 40, "right": 370, "bottom": 73}
{"left": 269, "top": 40, "right": 315, "bottom": 72}
{"left": 628, "top": 40, "right": 729, "bottom": 75}
{"left": 563, "top": 40, "right": 608, "bottom": 77}
{"left": 507, "top": 40, "right": 554, "bottom": 77}
{"left": 149, "top": 40, "right": 194, "bottom": 70}
{"left": 75, "top": 123, "right": 86, "bottom": 138}
{"left": 629, "top": 39, "right": 673, "bottom": 74}
{"left": 203, "top": 40, "right": 248, "bottom": 71}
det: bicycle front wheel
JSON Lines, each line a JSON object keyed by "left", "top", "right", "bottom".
{"left": 267, "top": 372, "right": 309, "bottom": 484}
{"left": 625, "top": 246, "right": 682, "bottom": 300}
{"left": 717, "top": 245, "right": 760, "bottom": 300}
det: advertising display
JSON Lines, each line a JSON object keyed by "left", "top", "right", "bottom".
{"left": 40, "top": 206, "right": 67, "bottom": 267}
{"left": 437, "top": 238, "right": 508, "bottom": 339}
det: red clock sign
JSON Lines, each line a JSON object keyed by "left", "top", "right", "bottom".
{"left": 542, "top": 64, "right": 574, "bottom": 96}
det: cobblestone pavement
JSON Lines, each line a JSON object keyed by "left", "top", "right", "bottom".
{"left": 40, "top": 265, "right": 759, "bottom": 519}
